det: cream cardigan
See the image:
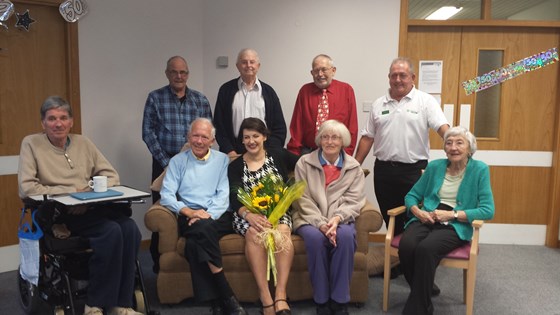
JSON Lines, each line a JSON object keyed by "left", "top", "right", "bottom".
{"left": 292, "top": 150, "right": 366, "bottom": 230}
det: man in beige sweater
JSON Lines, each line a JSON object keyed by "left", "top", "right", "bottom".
{"left": 18, "top": 96, "right": 143, "bottom": 315}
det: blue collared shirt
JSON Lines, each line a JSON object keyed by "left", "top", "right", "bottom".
{"left": 142, "top": 85, "right": 212, "bottom": 168}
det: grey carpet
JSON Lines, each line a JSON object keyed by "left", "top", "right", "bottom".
{"left": 1, "top": 244, "right": 559, "bottom": 314}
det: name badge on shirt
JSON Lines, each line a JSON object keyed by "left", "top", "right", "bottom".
{"left": 381, "top": 110, "right": 390, "bottom": 115}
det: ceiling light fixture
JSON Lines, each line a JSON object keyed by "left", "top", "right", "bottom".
{"left": 425, "top": 6, "right": 463, "bottom": 20}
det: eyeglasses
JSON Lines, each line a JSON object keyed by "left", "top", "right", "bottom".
{"left": 321, "top": 134, "right": 341, "bottom": 141}
{"left": 311, "top": 67, "right": 333, "bottom": 75}
{"left": 168, "top": 70, "right": 189, "bottom": 77}
{"left": 64, "top": 152, "right": 74, "bottom": 169}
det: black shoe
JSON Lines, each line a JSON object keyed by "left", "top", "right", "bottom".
{"left": 222, "top": 296, "right": 247, "bottom": 315}
{"left": 316, "top": 302, "right": 331, "bottom": 315}
{"left": 211, "top": 299, "right": 224, "bottom": 315}
{"left": 274, "top": 299, "right": 291, "bottom": 315}
{"left": 432, "top": 283, "right": 441, "bottom": 296}
{"left": 331, "top": 301, "right": 349, "bottom": 315}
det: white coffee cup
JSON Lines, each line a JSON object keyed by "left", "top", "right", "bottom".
{"left": 88, "top": 176, "right": 108, "bottom": 193}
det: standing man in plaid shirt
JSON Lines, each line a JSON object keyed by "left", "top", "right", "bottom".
{"left": 142, "top": 55, "right": 212, "bottom": 272}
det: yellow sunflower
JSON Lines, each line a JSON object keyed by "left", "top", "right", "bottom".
{"left": 252, "top": 195, "right": 271, "bottom": 211}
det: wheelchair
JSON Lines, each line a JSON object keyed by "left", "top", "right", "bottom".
{"left": 17, "top": 198, "right": 159, "bottom": 315}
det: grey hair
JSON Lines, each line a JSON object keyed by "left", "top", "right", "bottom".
{"left": 390, "top": 57, "right": 415, "bottom": 75}
{"left": 166, "top": 56, "right": 187, "bottom": 70}
{"left": 236, "top": 48, "right": 260, "bottom": 64}
{"left": 312, "top": 54, "right": 335, "bottom": 68}
{"left": 444, "top": 126, "right": 477, "bottom": 156}
{"left": 314, "top": 120, "right": 351, "bottom": 148}
{"left": 188, "top": 117, "right": 216, "bottom": 138}
{"left": 40, "top": 96, "right": 72, "bottom": 120}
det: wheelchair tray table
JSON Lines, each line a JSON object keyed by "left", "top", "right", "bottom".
{"left": 27, "top": 185, "right": 150, "bottom": 206}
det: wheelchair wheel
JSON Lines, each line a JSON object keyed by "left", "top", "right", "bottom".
{"left": 134, "top": 289, "right": 145, "bottom": 314}
{"left": 17, "top": 266, "right": 42, "bottom": 314}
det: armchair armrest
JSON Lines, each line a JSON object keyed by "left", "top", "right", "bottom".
{"left": 385, "top": 206, "right": 406, "bottom": 245}
{"left": 355, "top": 200, "right": 383, "bottom": 253}
{"left": 144, "top": 201, "right": 180, "bottom": 254}
{"left": 470, "top": 220, "right": 484, "bottom": 257}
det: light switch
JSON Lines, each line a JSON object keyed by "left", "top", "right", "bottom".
{"left": 216, "top": 56, "right": 228, "bottom": 68}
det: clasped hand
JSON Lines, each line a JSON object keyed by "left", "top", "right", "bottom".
{"left": 247, "top": 212, "right": 272, "bottom": 233}
{"left": 182, "top": 207, "right": 211, "bottom": 226}
{"left": 320, "top": 216, "right": 341, "bottom": 247}
{"left": 415, "top": 208, "right": 453, "bottom": 225}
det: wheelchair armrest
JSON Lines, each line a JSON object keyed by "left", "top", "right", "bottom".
{"left": 144, "top": 202, "right": 180, "bottom": 254}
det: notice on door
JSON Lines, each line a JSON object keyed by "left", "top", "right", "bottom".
{"left": 419, "top": 60, "right": 443, "bottom": 94}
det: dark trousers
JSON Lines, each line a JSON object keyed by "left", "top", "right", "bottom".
{"left": 64, "top": 212, "right": 141, "bottom": 308}
{"left": 373, "top": 159, "right": 427, "bottom": 236}
{"left": 150, "top": 156, "right": 165, "bottom": 271}
{"left": 398, "top": 221, "right": 466, "bottom": 315}
{"left": 178, "top": 211, "right": 234, "bottom": 302}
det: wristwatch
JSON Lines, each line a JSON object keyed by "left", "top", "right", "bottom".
{"left": 453, "top": 210, "right": 459, "bottom": 220}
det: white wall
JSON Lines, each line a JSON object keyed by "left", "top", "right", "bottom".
{"left": 78, "top": 0, "right": 401, "bottom": 239}
{"left": 0, "top": 0, "right": 401, "bottom": 272}
{"left": 78, "top": 0, "right": 207, "bottom": 236}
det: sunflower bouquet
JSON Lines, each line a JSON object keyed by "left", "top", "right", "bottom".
{"left": 236, "top": 174, "right": 306, "bottom": 285}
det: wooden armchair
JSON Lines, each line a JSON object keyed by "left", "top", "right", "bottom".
{"left": 382, "top": 206, "right": 483, "bottom": 315}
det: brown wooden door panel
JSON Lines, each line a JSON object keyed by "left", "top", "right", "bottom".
{"left": 406, "top": 26, "right": 462, "bottom": 148}
{"left": 0, "top": 175, "right": 21, "bottom": 246}
{"left": 459, "top": 27, "right": 559, "bottom": 151}
{"left": 1, "top": 2, "right": 70, "bottom": 155}
{"left": 490, "top": 166, "right": 550, "bottom": 225}
{"left": 0, "top": 0, "right": 80, "bottom": 247}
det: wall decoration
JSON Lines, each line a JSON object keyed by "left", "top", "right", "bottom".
{"left": 59, "top": 0, "right": 88, "bottom": 23}
{"left": 462, "top": 47, "right": 559, "bottom": 95}
{"left": 0, "top": 0, "right": 14, "bottom": 29}
{"left": 15, "top": 9, "right": 35, "bottom": 31}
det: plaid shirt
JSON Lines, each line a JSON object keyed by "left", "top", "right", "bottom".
{"left": 142, "top": 85, "right": 212, "bottom": 168}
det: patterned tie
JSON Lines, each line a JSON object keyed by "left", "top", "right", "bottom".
{"left": 316, "top": 89, "right": 329, "bottom": 132}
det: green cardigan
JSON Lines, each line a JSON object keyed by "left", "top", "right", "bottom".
{"left": 404, "top": 158, "right": 495, "bottom": 241}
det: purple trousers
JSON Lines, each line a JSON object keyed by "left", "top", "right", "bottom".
{"left": 296, "top": 223, "right": 356, "bottom": 304}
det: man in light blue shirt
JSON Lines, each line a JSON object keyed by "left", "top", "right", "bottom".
{"left": 160, "top": 118, "right": 247, "bottom": 315}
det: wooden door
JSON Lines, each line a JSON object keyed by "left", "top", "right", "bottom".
{"left": 406, "top": 26, "right": 560, "bottom": 244}
{"left": 458, "top": 27, "right": 559, "bottom": 226}
{"left": 0, "top": 0, "right": 80, "bottom": 246}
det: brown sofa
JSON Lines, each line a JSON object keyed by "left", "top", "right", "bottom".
{"left": 144, "top": 200, "right": 383, "bottom": 304}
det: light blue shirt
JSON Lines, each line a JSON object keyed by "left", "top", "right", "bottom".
{"left": 160, "top": 149, "right": 230, "bottom": 220}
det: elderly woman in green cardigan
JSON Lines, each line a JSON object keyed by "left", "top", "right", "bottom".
{"left": 399, "top": 126, "right": 495, "bottom": 315}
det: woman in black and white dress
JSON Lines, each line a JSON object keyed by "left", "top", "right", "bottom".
{"left": 228, "top": 117, "right": 298, "bottom": 315}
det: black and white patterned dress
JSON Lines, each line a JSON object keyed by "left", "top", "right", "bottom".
{"left": 232, "top": 153, "right": 292, "bottom": 236}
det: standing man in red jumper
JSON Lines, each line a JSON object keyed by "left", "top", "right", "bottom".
{"left": 287, "top": 54, "right": 358, "bottom": 156}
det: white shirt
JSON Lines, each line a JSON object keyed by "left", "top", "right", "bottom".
{"left": 360, "top": 87, "right": 448, "bottom": 163}
{"left": 232, "top": 77, "right": 266, "bottom": 137}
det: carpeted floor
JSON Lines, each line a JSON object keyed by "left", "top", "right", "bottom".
{"left": 1, "top": 244, "right": 559, "bottom": 314}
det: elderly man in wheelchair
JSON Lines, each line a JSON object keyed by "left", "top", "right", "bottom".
{"left": 17, "top": 96, "right": 144, "bottom": 315}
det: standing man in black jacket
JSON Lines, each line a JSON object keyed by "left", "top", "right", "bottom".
{"left": 213, "top": 48, "right": 287, "bottom": 159}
